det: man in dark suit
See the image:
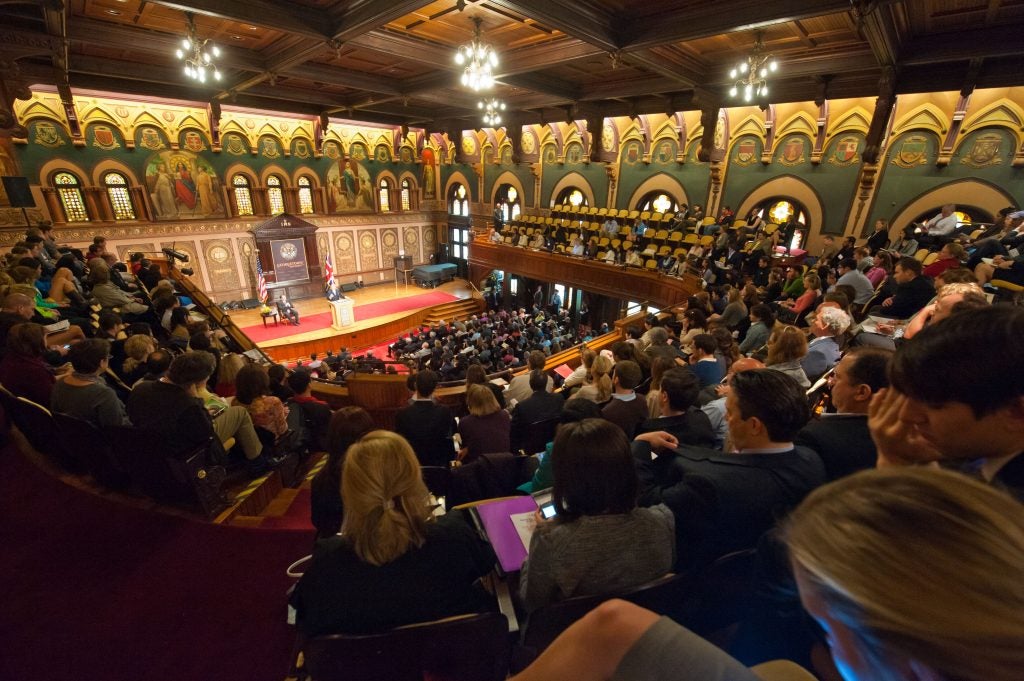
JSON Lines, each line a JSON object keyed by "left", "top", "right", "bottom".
{"left": 795, "top": 347, "right": 892, "bottom": 481}
{"left": 637, "top": 368, "right": 715, "bottom": 448}
{"left": 601, "top": 360, "right": 649, "bottom": 439}
{"left": 276, "top": 294, "right": 300, "bottom": 325}
{"left": 870, "top": 256, "right": 934, "bottom": 319}
{"left": 510, "top": 370, "right": 564, "bottom": 450}
{"left": 395, "top": 370, "right": 456, "bottom": 467}
{"left": 287, "top": 369, "right": 333, "bottom": 452}
{"left": 634, "top": 369, "right": 825, "bottom": 570}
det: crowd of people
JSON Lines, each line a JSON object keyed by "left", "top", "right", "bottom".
{"left": 6, "top": 212, "right": 1024, "bottom": 680}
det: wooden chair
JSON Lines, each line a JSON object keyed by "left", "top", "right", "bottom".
{"left": 8, "top": 396, "right": 82, "bottom": 472}
{"left": 300, "top": 612, "right": 510, "bottom": 681}
{"left": 514, "top": 573, "right": 689, "bottom": 671}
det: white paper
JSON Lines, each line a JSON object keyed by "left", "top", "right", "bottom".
{"left": 510, "top": 511, "right": 538, "bottom": 553}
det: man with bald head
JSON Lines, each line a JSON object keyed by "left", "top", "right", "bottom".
{"left": 0, "top": 292, "right": 84, "bottom": 350}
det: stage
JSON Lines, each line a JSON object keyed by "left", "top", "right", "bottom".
{"left": 221, "top": 280, "right": 480, "bottom": 364}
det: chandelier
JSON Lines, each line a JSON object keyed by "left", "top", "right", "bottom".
{"left": 728, "top": 35, "right": 777, "bottom": 102}
{"left": 455, "top": 17, "right": 498, "bottom": 91}
{"left": 175, "top": 13, "right": 221, "bottom": 83}
{"left": 479, "top": 98, "right": 506, "bottom": 127}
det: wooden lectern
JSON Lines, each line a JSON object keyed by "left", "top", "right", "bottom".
{"left": 330, "top": 298, "right": 355, "bottom": 330}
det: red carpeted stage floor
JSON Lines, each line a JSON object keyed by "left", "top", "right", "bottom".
{"left": 0, "top": 440, "right": 315, "bottom": 681}
{"left": 241, "top": 290, "right": 458, "bottom": 343}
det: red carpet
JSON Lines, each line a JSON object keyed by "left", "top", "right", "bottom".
{"left": 259, "top": 487, "right": 316, "bottom": 531}
{"left": 240, "top": 291, "right": 459, "bottom": 343}
{"left": 0, "top": 441, "right": 315, "bottom": 681}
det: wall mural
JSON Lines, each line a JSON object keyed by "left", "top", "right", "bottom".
{"left": 422, "top": 147, "right": 436, "bottom": 199}
{"left": 326, "top": 157, "right": 374, "bottom": 212}
{"left": 145, "top": 150, "right": 225, "bottom": 220}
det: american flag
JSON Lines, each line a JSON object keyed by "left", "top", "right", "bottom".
{"left": 324, "top": 252, "right": 335, "bottom": 289}
{"left": 255, "top": 253, "right": 268, "bottom": 303}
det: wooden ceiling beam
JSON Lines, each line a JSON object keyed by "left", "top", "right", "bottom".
{"left": 330, "top": 0, "right": 436, "bottom": 44}
{"left": 497, "top": 72, "right": 581, "bottom": 101}
{"left": 618, "top": 0, "right": 854, "bottom": 51}
{"left": 144, "top": 0, "right": 332, "bottom": 41}
{"left": 899, "top": 24, "right": 1024, "bottom": 65}
{"left": 854, "top": 0, "right": 902, "bottom": 67}
{"left": 485, "top": 0, "right": 620, "bottom": 51}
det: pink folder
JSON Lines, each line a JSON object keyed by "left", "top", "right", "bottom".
{"left": 473, "top": 496, "right": 538, "bottom": 573}
{"left": 553, "top": 364, "right": 574, "bottom": 379}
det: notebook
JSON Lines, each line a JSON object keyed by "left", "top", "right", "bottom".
{"left": 553, "top": 364, "right": 574, "bottom": 379}
{"left": 470, "top": 496, "right": 539, "bottom": 573}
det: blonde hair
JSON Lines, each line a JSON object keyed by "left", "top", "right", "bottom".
{"left": 588, "top": 354, "right": 613, "bottom": 402}
{"left": 121, "top": 334, "right": 154, "bottom": 374}
{"left": 340, "top": 431, "right": 429, "bottom": 566}
{"left": 466, "top": 383, "right": 500, "bottom": 417}
{"left": 786, "top": 467, "right": 1024, "bottom": 681}
{"left": 766, "top": 324, "right": 808, "bottom": 365}
{"left": 216, "top": 353, "right": 246, "bottom": 387}
{"left": 937, "top": 282, "right": 984, "bottom": 300}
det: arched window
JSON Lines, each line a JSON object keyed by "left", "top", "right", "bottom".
{"left": 636, "top": 191, "right": 679, "bottom": 214}
{"left": 554, "top": 186, "right": 589, "bottom": 209}
{"left": 266, "top": 175, "right": 285, "bottom": 215}
{"left": 378, "top": 178, "right": 392, "bottom": 212}
{"left": 449, "top": 183, "right": 469, "bottom": 217}
{"left": 752, "top": 197, "right": 810, "bottom": 250}
{"left": 232, "top": 174, "right": 254, "bottom": 216}
{"left": 297, "top": 176, "right": 314, "bottom": 214}
{"left": 103, "top": 171, "right": 136, "bottom": 220}
{"left": 400, "top": 178, "right": 412, "bottom": 211}
{"left": 494, "top": 183, "right": 520, "bottom": 223}
{"left": 53, "top": 171, "right": 89, "bottom": 222}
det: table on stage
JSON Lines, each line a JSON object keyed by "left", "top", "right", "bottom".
{"left": 412, "top": 263, "right": 457, "bottom": 288}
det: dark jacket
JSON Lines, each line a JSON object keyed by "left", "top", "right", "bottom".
{"left": 127, "top": 380, "right": 223, "bottom": 460}
{"left": 794, "top": 414, "right": 875, "bottom": 482}
{"left": 878, "top": 275, "right": 935, "bottom": 319}
{"left": 635, "top": 443, "right": 825, "bottom": 570}
{"left": 601, "top": 394, "right": 649, "bottom": 439}
{"left": 636, "top": 409, "right": 716, "bottom": 449}
{"left": 395, "top": 399, "right": 456, "bottom": 467}
{"left": 510, "top": 390, "right": 564, "bottom": 436}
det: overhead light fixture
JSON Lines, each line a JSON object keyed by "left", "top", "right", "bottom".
{"left": 455, "top": 17, "right": 498, "bottom": 92}
{"left": 478, "top": 98, "right": 506, "bottom": 127}
{"left": 727, "top": 32, "right": 777, "bottom": 102}
{"left": 175, "top": 12, "right": 222, "bottom": 83}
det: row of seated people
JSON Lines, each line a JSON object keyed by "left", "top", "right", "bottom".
{"left": 388, "top": 307, "right": 580, "bottom": 378}
{"left": 504, "top": 202, "right": 734, "bottom": 239}
{"left": 289, "top": 303, "right": 1024, "bottom": 681}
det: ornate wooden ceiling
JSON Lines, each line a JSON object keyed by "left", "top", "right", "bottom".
{"left": 2, "top": 0, "right": 1023, "bottom": 132}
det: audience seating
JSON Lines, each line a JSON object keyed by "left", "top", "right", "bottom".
{"left": 53, "top": 412, "right": 131, "bottom": 489}
{"left": 6, "top": 394, "right": 82, "bottom": 473}
{"left": 518, "top": 417, "right": 560, "bottom": 456}
{"left": 513, "top": 573, "right": 690, "bottom": 672}
{"left": 299, "top": 612, "right": 510, "bottom": 681}
{"left": 108, "top": 426, "right": 229, "bottom": 518}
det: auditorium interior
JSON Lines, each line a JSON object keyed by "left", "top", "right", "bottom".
{"left": 2, "top": 0, "right": 1023, "bottom": 679}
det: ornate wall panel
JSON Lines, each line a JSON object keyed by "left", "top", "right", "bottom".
{"left": 380, "top": 227, "right": 400, "bottom": 265}
{"left": 333, "top": 231, "right": 357, "bottom": 274}
{"left": 403, "top": 225, "right": 421, "bottom": 263}
{"left": 198, "top": 239, "right": 240, "bottom": 292}
{"left": 357, "top": 229, "right": 379, "bottom": 271}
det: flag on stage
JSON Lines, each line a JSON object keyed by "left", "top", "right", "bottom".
{"left": 255, "top": 253, "right": 268, "bottom": 303}
{"left": 324, "top": 252, "right": 335, "bottom": 288}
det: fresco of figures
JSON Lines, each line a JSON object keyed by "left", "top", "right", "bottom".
{"left": 145, "top": 150, "right": 226, "bottom": 220}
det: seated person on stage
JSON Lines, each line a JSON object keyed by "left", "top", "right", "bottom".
{"left": 290, "top": 431, "right": 497, "bottom": 636}
{"left": 275, "top": 294, "right": 300, "bottom": 325}
{"left": 796, "top": 347, "right": 891, "bottom": 481}
{"left": 869, "top": 306, "right": 1024, "bottom": 501}
{"left": 394, "top": 370, "right": 456, "bottom": 467}
{"left": 50, "top": 339, "right": 129, "bottom": 429}
{"left": 510, "top": 467, "right": 1024, "bottom": 681}
{"left": 634, "top": 369, "right": 825, "bottom": 570}
{"left": 636, "top": 368, "right": 715, "bottom": 448}
{"left": 128, "top": 351, "right": 274, "bottom": 474}
{"left": 519, "top": 419, "right": 675, "bottom": 613}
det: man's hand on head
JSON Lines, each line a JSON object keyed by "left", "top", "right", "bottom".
{"left": 868, "top": 387, "right": 944, "bottom": 467}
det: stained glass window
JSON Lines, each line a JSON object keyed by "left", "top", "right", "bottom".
{"left": 267, "top": 175, "right": 284, "bottom": 215}
{"left": 555, "top": 186, "right": 589, "bottom": 208}
{"left": 378, "top": 178, "right": 392, "bottom": 212}
{"left": 104, "top": 172, "right": 136, "bottom": 220}
{"left": 495, "top": 183, "right": 520, "bottom": 222}
{"left": 449, "top": 183, "right": 469, "bottom": 216}
{"left": 233, "top": 174, "right": 254, "bottom": 216}
{"left": 297, "top": 176, "right": 314, "bottom": 214}
{"left": 53, "top": 172, "right": 89, "bottom": 222}
{"left": 636, "top": 191, "right": 679, "bottom": 214}
{"left": 401, "top": 179, "right": 412, "bottom": 211}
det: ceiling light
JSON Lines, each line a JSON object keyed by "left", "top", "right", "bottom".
{"left": 480, "top": 98, "right": 506, "bottom": 127}
{"left": 727, "top": 32, "right": 778, "bottom": 103}
{"left": 455, "top": 17, "right": 498, "bottom": 92}
{"left": 175, "top": 12, "right": 222, "bottom": 83}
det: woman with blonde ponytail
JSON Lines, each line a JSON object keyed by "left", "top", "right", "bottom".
{"left": 291, "top": 431, "right": 496, "bottom": 636}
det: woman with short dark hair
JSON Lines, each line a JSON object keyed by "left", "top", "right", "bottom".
{"left": 233, "top": 363, "right": 289, "bottom": 437}
{"left": 50, "top": 338, "right": 129, "bottom": 428}
{"left": 519, "top": 418, "right": 675, "bottom": 613}
{"left": 309, "top": 406, "right": 376, "bottom": 539}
